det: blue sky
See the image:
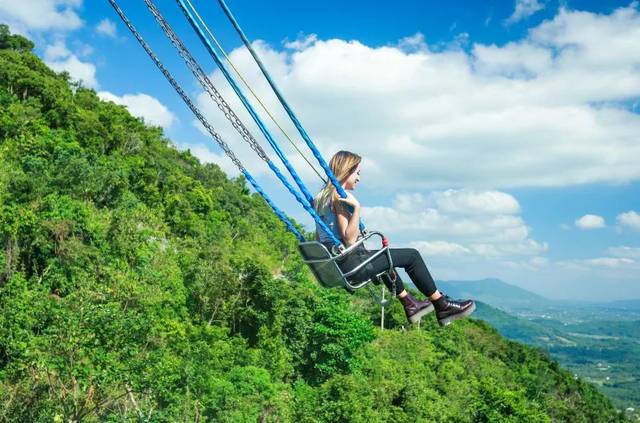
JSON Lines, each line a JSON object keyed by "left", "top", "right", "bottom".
{"left": 1, "top": 0, "right": 639, "bottom": 300}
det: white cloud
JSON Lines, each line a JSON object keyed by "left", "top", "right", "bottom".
{"left": 95, "top": 18, "right": 116, "bottom": 38}
{"left": 506, "top": 0, "right": 546, "bottom": 25}
{"left": 363, "top": 189, "right": 546, "bottom": 258}
{"left": 197, "top": 4, "right": 640, "bottom": 192}
{"left": 502, "top": 256, "right": 549, "bottom": 271}
{"left": 411, "top": 240, "right": 470, "bottom": 256}
{"left": 397, "top": 33, "right": 427, "bottom": 52}
{"left": 284, "top": 34, "right": 317, "bottom": 50}
{"left": 473, "top": 42, "right": 552, "bottom": 77}
{"left": 617, "top": 210, "right": 640, "bottom": 231}
{"left": 608, "top": 246, "right": 640, "bottom": 259}
{"left": 74, "top": 42, "right": 93, "bottom": 57}
{"left": 575, "top": 214, "right": 606, "bottom": 230}
{"left": 46, "top": 42, "right": 97, "bottom": 88}
{"left": 581, "top": 257, "right": 635, "bottom": 268}
{"left": 427, "top": 190, "right": 520, "bottom": 215}
{"left": 0, "top": 2, "right": 96, "bottom": 88}
{"left": 97, "top": 91, "right": 176, "bottom": 129}
{"left": 0, "top": 0, "right": 83, "bottom": 34}
{"left": 179, "top": 143, "right": 239, "bottom": 177}
{"left": 530, "top": 256, "right": 549, "bottom": 267}
{"left": 44, "top": 39, "right": 70, "bottom": 60}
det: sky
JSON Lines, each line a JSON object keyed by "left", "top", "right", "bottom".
{"left": 1, "top": 0, "right": 639, "bottom": 300}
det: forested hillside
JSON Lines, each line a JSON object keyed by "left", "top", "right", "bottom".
{"left": 0, "top": 26, "right": 628, "bottom": 422}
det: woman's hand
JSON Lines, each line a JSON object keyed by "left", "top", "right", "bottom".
{"left": 337, "top": 192, "right": 360, "bottom": 209}
{"left": 335, "top": 192, "right": 361, "bottom": 246}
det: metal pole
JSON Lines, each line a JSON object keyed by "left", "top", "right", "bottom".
{"left": 380, "top": 286, "right": 386, "bottom": 330}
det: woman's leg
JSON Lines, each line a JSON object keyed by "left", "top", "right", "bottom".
{"left": 337, "top": 246, "right": 406, "bottom": 295}
{"left": 381, "top": 249, "right": 475, "bottom": 325}
{"left": 342, "top": 247, "right": 475, "bottom": 325}
{"left": 386, "top": 248, "right": 441, "bottom": 299}
{"left": 348, "top": 247, "right": 440, "bottom": 299}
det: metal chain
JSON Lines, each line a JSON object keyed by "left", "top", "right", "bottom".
{"left": 107, "top": 0, "right": 309, "bottom": 242}
{"left": 144, "top": 0, "right": 269, "bottom": 162}
{"left": 183, "top": 0, "right": 326, "bottom": 183}
{"left": 107, "top": 0, "right": 246, "bottom": 171}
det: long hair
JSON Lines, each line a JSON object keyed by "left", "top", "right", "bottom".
{"left": 314, "top": 150, "right": 361, "bottom": 215}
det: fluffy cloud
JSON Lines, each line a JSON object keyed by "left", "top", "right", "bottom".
{"left": 44, "top": 39, "right": 70, "bottom": 60}
{"left": 411, "top": 240, "right": 470, "bottom": 256}
{"left": 0, "top": 2, "right": 97, "bottom": 88}
{"left": 45, "top": 40, "right": 97, "bottom": 88}
{"left": 427, "top": 190, "right": 520, "bottom": 215}
{"left": 617, "top": 210, "right": 640, "bottom": 231}
{"left": 197, "top": 4, "right": 640, "bottom": 192}
{"left": 0, "top": 0, "right": 83, "bottom": 34}
{"left": 560, "top": 257, "right": 636, "bottom": 269}
{"left": 608, "top": 246, "right": 640, "bottom": 259}
{"left": 97, "top": 92, "right": 176, "bottom": 129}
{"left": 575, "top": 214, "right": 605, "bottom": 230}
{"left": 284, "top": 34, "right": 318, "bottom": 50}
{"left": 180, "top": 142, "right": 239, "bottom": 177}
{"left": 505, "top": 0, "right": 546, "bottom": 25}
{"left": 584, "top": 257, "right": 635, "bottom": 268}
{"left": 363, "top": 189, "right": 546, "bottom": 258}
{"left": 473, "top": 42, "right": 552, "bottom": 77}
{"left": 95, "top": 18, "right": 116, "bottom": 38}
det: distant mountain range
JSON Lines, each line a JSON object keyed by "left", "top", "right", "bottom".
{"left": 437, "top": 278, "right": 640, "bottom": 315}
{"left": 437, "top": 278, "right": 549, "bottom": 311}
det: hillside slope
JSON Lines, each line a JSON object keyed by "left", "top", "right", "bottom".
{"left": 472, "top": 302, "right": 640, "bottom": 416}
{"left": 0, "top": 26, "right": 627, "bottom": 422}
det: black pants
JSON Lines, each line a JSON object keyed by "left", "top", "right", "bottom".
{"left": 336, "top": 246, "right": 437, "bottom": 297}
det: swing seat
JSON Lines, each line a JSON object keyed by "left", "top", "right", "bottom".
{"left": 298, "top": 231, "right": 394, "bottom": 292}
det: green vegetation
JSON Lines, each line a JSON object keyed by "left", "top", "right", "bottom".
{"left": 0, "top": 25, "right": 628, "bottom": 422}
{"left": 474, "top": 302, "right": 640, "bottom": 418}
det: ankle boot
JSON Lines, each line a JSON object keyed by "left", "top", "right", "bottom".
{"left": 432, "top": 295, "right": 476, "bottom": 327}
{"left": 398, "top": 293, "right": 435, "bottom": 324}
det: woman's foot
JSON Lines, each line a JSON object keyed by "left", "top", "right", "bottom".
{"left": 398, "top": 293, "right": 435, "bottom": 324}
{"left": 432, "top": 295, "right": 475, "bottom": 326}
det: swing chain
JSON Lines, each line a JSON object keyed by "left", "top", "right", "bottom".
{"left": 144, "top": 0, "right": 269, "bottom": 162}
{"left": 108, "top": 0, "right": 246, "bottom": 171}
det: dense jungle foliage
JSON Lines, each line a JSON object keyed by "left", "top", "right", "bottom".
{"left": 0, "top": 25, "right": 628, "bottom": 422}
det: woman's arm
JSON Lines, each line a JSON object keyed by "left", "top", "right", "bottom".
{"left": 335, "top": 192, "right": 361, "bottom": 246}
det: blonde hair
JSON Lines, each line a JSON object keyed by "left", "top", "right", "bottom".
{"left": 314, "top": 150, "right": 361, "bottom": 215}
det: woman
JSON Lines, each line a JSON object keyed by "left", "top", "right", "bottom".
{"left": 314, "top": 150, "right": 475, "bottom": 326}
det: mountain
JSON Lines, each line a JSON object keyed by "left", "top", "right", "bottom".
{"left": 439, "top": 279, "right": 640, "bottom": 315}
{"left": 437, "top": 278, "right": 549, "bottom": 311}
{"left": 0, "top": 26, "right": 628, "bottom": 422}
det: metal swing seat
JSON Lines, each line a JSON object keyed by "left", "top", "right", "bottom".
{"left": 298, "top": 230, "right": 396, "bottom": 305}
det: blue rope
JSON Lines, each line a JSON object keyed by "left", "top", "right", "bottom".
{"left": 216, "top": 0, "right": 365, "bottom": 233}
{"left": 107, "top": 0, "right": 305, "bottom": 243}
{"left": 265, "top": 160, "right": 341, "bottom": 246}
{"left": 177, "top": 0, "right": 314, "bottom": 206}
{"left": 242, "top": 170, "right": 304, "bottom": 241}
{"left": 176, "top": 0, "right": 341, "bottom": 246}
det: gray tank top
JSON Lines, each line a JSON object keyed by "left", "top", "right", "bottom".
{"left": 316, "top": 209, "right": 343, "bottom": 244}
